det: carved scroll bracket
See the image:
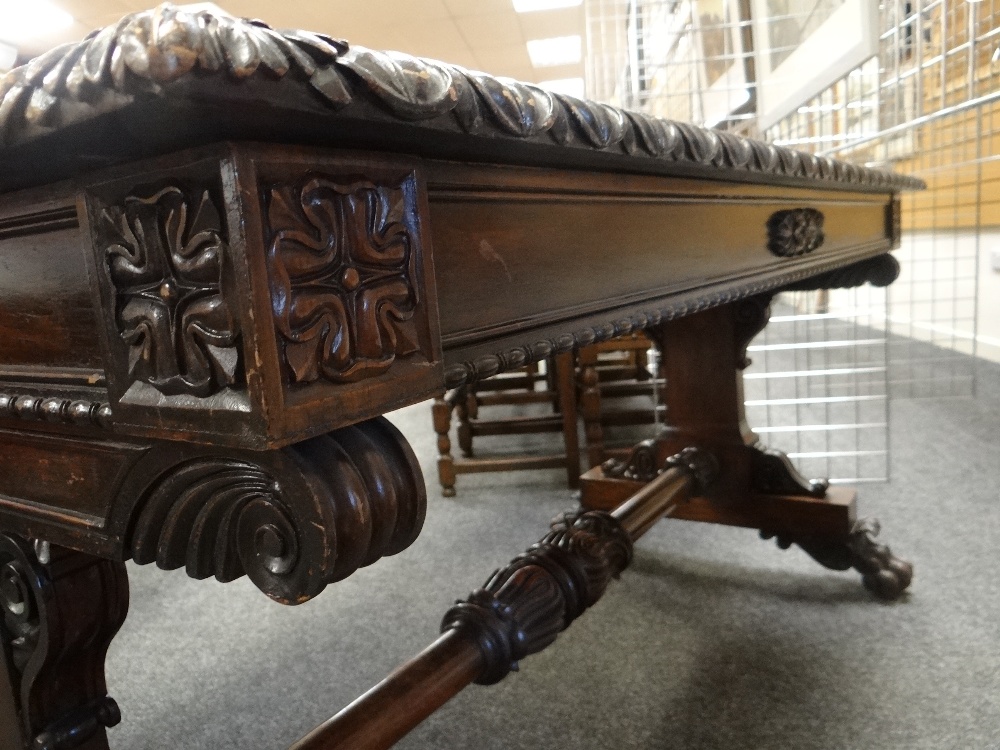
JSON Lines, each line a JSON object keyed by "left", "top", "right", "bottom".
{"left": 751, "top": 446, "right": 829, "bottom": 499}
{"left": 0, "top": 534, "right": 128, "bottom": 750}
{"left": 122, "top": 416, "right": 426, "bottom": 604}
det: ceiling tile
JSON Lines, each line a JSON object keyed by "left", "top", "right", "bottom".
{"left": 57, "top": 0, "right": 132, "bottom": 22}
{"left": 374, "top": 19, "right": 473, "bottom": 63}
{"left": 456, "top": 13, "right": 524, "bottom": 50}
{"left": 526, "top": 61, "right": 584, "bottom": 83}
{"left": 444, "top": 0, "right": 516, "bottom": 17}
{"left": 517, "top": 6, "right": 585, "bottom": 41}
{"left": 474, "top": 44, "right": 533, "bottom": 77}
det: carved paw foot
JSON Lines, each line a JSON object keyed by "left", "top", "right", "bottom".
{"left": 846, "top": 519, "right": 913, "bottom": 601}
{"left": 763, "top": 517, "right": 912, "bottom": 601}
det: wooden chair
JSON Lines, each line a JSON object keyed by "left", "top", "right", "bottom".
{"left": 432, "top": 352, "right": 580, "bottom": 496}
{"left": 578, "top": 332, "right": 665, "bottom": 468}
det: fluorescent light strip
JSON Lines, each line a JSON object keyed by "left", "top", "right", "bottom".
{"left": 526, "top": 35, "right": 581, "bottom": 68}
{"left": 513, "top": 0, "right": 583, "bottom": 12}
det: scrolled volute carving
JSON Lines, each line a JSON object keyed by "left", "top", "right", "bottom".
{"left": 100, "top": 184, "right": 241, "bottom": 397}
{"left": 126, "top": 416, "right": 426, "bottom": 604}
{"left": 603, "top": 444, "right": 719, "bottom": 496}
{"left": 266, "top": 175, "right": 422, "bottom": 385}
{"left": 602, "top": 439, "right": 659, "bottom": 482}
{"left": 441, "top": 509, "right": 633, "bottom": 685}
{"left": 664, "top": 446, "right": 720, "bottom": 496}
{"left": 767, "top": 208, "right": 825, "bottom": 258}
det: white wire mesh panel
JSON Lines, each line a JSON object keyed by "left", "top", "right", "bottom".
{"left": 583, "top": 0, "right": 994, "bottom": 483}
{"left": 743, "top": 289, "right": 890, "bottom": 483}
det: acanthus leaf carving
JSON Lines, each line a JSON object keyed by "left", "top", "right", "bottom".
{"left": 441, "top": 509, "right": 633, "bottom": 685}
{"left": 100, "top": 184, "right": 242, "bottom": 397}
{"left": 266, "top": 175, "right": 422, "bottom": 385}
{"left": 0, "top": 5, "right": 924, "bottom": 194}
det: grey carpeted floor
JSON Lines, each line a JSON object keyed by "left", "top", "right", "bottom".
{"left": 106, "top": 359, "right": 1000, "bottom": 750}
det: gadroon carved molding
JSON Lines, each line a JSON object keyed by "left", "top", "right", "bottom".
{"left": 0, "top": 4, "right": 923, "bottom": 193}
{"left": 265, "top": 176, "right": 422, "bottom": 385}
{"left": 442, "top": 252, "right": 896, "bottom": 388}
{"left": 99, "top": 185, "right": 242, "bottom": 397}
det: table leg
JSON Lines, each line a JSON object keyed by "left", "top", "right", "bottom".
{"left": 0, "top": 534, "right": 128, "bottom": 750}
{"left": 582, "top": 295, "right": 913, "bottom": 600}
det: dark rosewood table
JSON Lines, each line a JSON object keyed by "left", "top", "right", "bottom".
{"left": 0, "top": 6, "right": 922, "bottom": 749}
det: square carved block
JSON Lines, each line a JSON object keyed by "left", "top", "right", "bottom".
{"left": 84, "top": 144, "right": 443, "bottom": 448}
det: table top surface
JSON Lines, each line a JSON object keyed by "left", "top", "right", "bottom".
{"left": 0, "top": 4, "right": 923, "bottom": 195}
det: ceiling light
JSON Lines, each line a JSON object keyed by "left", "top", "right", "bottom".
{"left": 513, "top": 0, "right": 583, "bottom": 12}
{"left": 527, "top": 35, "right": 582, "bottom": 67}
{"left": 538, "top": 77, "right": 585, "bottom": 97}
{"left": 0, "top": 1, "right": 74, "bottom": 45}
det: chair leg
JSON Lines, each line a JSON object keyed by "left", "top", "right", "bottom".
{"left": 457, "top": 392, "right": 474, "bottom": 458}
{"left": 432, "top": 395, "right": 457, "bottom": 497}
{"left": 554, "top": 351, "right": 581, "bottom": 489}
{"left": 579, "top": 361, "right": 604, "bottom": 469}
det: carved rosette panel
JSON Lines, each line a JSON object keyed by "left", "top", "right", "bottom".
{"left": 265, "top": 175, "right": 424, "bottom": 385}
{"left": 99, "top": 185, "right": 242, "bottom": 397}
{"left": 767, "top": 208, "right": 825, "bottom": 258}
{"left": 124, "top": 416, "right": 426, "bottom": 604}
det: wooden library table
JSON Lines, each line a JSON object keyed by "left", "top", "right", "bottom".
{"left": 0, "top": 6, "right": 921, "bottom": 749}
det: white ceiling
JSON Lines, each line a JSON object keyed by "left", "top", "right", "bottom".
{"left": 21, "top": 1, "right": 586, "bottom": 85}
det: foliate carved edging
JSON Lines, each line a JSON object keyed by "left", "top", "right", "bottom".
{"left": 441, "top": 510, "right": 633, "bottom": 685}
{"left": 125, "top": 416, "right": 426, "bottom": 604}
{"left": 767, "top": 208, "right": 825, "bottom": 258}
{"left": 99, "top": 184, "right": 242, "bottom": 398}
{"left": 0, "top": 393, "right": 112, "bottom": 428}
{"left": 0, "top": 5, "right": 923, "bottom": 192}
{"left": 0, "top": 534, "right": 127, "bottom": 748}
{"left": 443, "top": 253, "right": 895, "bottom": 389}
{"left": 266, "top": 175, "right": 423, "bottom": 385}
